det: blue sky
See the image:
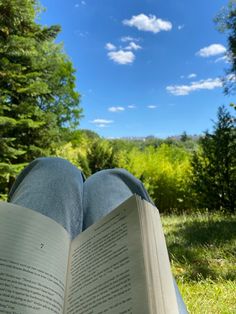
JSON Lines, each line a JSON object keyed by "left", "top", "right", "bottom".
{"left": 40, "top": 0, "right": 235, "bottom": 138}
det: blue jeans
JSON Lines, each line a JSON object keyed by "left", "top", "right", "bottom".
{"left": 8, "top": 157, "right": 188, "bottom": 313}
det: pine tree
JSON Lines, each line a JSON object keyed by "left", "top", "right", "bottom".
{"left": 191, "top": 106, "right": 236, "bottom": 213}
{"left": 215, "top": 0, "right": 236, "bottom": 94}
{"left": 0, "top": 0, "right": 82, "bottom": 197}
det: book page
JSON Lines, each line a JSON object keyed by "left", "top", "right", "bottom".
{"left": 138, "top": 200, "right": 179, "bottom": 314}
{"left": 148, "top": 203, "right": 179, "bottom": 313}
{"left": 0, "top": 201, "right": 70, "bottom": 314}
{"left": 64, "top": 196, "right": 150, "bottom": 314}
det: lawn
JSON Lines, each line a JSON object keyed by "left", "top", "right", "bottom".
{"left": 162, "top": 212, "right": 236, "bottom": 314}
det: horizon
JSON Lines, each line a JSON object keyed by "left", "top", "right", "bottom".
{"left": 40, "top": 0, "right": 235, "bottom": 138}
{"left": 79, "top": 128, "right": 202, "bottom": 140}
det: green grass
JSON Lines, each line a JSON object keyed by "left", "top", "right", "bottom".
{"left": 161, "top": 212, "right": 236, "bottom": 314}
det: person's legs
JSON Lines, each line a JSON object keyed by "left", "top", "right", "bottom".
{"left": 8, "top": 161, "right": 187, "bottom": 312}
{"left": 8, "top": 157, "right": 85, "bottom": 239}
{"left": 83, "top": 168, "right": 188, "bottom": 313}
{"left": 83, "top": 168, "right": 153, "bottom": 229}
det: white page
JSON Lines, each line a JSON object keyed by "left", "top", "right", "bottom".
{"left": 138, "top": 200, "right": 179, "bottom": 314}
{"left": 0, "top": 201, "right": 70, "bottom": 314}
{"left": 64, "top": 196, "right": 150, "bottom": 314}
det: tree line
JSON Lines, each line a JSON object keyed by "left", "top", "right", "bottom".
{"left": 54, "top": 106, "right": 235, "bottom": 214}
{"left": 0, "top": 0, "right": 235, "bottom": 213}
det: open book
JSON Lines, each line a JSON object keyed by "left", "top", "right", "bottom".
{"left": 0, "top": 195, "right": 179, "bottom": 314}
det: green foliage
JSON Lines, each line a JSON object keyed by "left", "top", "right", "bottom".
{"left": 55, "top": 130, "right": 116, "bottom": 177}
{"left": 180, "top": 131, "right": 189, "bottom": 142}
{"left": 56, "top": 142, "right": 91, "bottom": 177}
{"left": 55, "top": 129, "right": 91, "bottom": 177}
{"left": 215, "top": 0, "right": 236, "bottom": 94}
{"left": 87, "top": 138, "right": 115, "bottom": 173}
{"left": 115, "top": 144, "right": 194, "bottom": 213}
{"left": 0, "top": 0, "right": 82, "bottom": 196}
{"left": 191, "top": 106, "right": 236, "bottom": 213}
{"left": 56, "top": 133, "right": 198, "bottom": 213}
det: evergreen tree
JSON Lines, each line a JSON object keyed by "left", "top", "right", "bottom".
{"left": 180, "top": 131, "right": 189, "bottom": 142}
{"left": 87, "top": 139, "right": 115, "bottom": 173}
{"left": 0, "top": 0, "right": 82, "bottom": 197}
{"left": 191, "top": 106, "right": 236, "bottom": 213}
{"left": 215, "top": 0, "right": 236, "bottom": 94}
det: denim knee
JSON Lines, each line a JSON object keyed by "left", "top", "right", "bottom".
{"left": 94, "top": 168, "right": 153, "bottom": 204}
{"left": 8, "top": 157, "right": 85, "bottom": 201}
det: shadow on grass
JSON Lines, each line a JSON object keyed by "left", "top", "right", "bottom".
{"left": 176, "top": 219, "right": 236, "bottom": 245}
{"left": 166, "top": 216, "right": 236, "bottom": 281}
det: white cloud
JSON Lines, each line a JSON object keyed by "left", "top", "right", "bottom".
{"left": 90, "top": 119, "right": 114, "bottom": 128}
{"left": 123, "top": 14, "right": 172, "bottom": 33}
{"left": 178, "top": 24, "right": 185, "bottom": 30}
{"left": 188, "top": 73, "right": 197, "bottom": 79}
{"left": 196, "top": 44, "right": 226, "bottom": 57}
{"left": 76, "top": 31, "right": 89, "bottom": 37}
{"left": 75, "top": 1, "right": 86, "bottom": 7}
{"left": 108, "top": 106, "right": 125, "bottom": 112}
{"left": 91, "top": 119, "right": 113, "bottom": 124}
{"left": 108, "top": 50, "right": 135, "bottom": 64}
{"left": 128, "top": 105, "right": 136, "bottom": 109}
{"left": 147, "top": 105, "right": 157, "bottom": 109}
{"left": 166, "top": 77, "right": 223, "bottom": 96}
{"left": 215, "top": 55, "right": 230, "bottom": 63}
{"left": 121, "top": 36, "right": 140, "bottom": 42}
{"left": 105, "top": 38, "right": 141, "bottom": 64}
{"left": 125, "top": 42, "right": 142, "bottom": 51}
{"left": 96, "top": 124, "right": 108, "bottom": 128}
{"left": 105, "top": 42, "right": 116, "bottom": 51}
